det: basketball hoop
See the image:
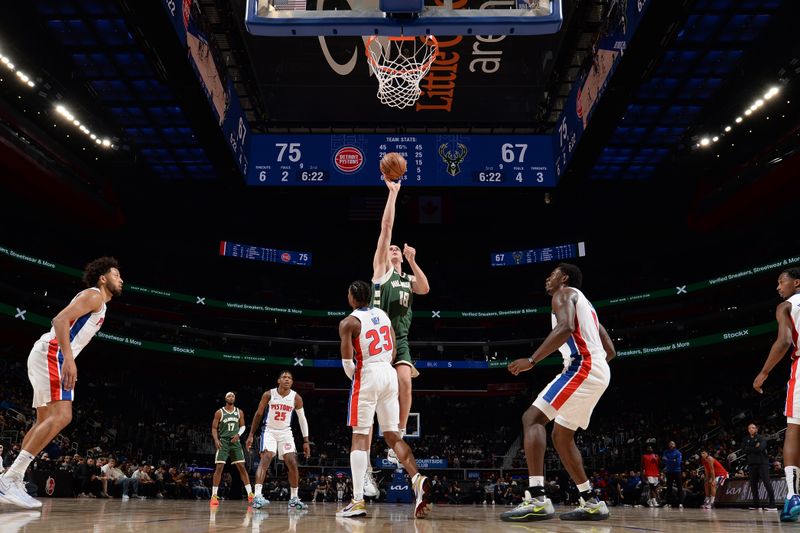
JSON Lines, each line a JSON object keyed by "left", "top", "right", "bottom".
{"left": 366, "top": 35, "right": 439, "bottom": 109}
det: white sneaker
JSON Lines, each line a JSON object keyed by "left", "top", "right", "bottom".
{"left": 363, "top": 471, "right": 379, "bottom": 498}
{"left": 0, "top": 476, "right": 42, "bottom": 509}
{"left": 387, "top": 447, "right": 400, "bottom": 466}
{"left": 412, "top": 474, "right": 432, "bottom": 519}
{"left": 122, "top": 494, "right": 130, "bottom": 501}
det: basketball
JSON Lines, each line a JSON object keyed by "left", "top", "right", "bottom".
{"left": 380, "top": 152, "right": 407, "bottom": 182}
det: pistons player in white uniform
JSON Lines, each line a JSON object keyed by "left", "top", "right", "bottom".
{"left": 246, "top": 370, "right": 310, "bottom": 510}
{"left": 337, "top": 280, "right": 432, "bottom": 519}
{"left": 754, "top": 266, "right": 800, "bottom": 522}
{"left": 0, "top": 257, "right": 122, "bottom": 509}
{"left": 503, "top": 263, "right": 616, "bottom": 523}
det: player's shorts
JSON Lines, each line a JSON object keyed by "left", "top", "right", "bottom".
{"left": 261, "top": 428, "right": 297, "bottom": 459}
{"left": 709, "top": 475, "right": 727, "bottom": 486}
{"left": 785, "top": 371, "right": 800, "bottom": 424}
{"left": 646, "top": 476, "right": 659, "bottom": 486}
{"left": 347, "top": 361, "right": 399, "bottom": 433}
{"left": 392, "top": 337, "right": 420, "bottom": 378}
{"left": 215, "top": 440, "right": 245, "bottom": 464}
{"left": 28, "top": 339, "right": 74, "bottom": 408}
{"left": 533, "top": 357, "right": 610, "bottom": 431}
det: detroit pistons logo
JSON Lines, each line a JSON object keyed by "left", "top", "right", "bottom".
{"left": 283, "top": 442, "right": 293, "bottom": 452}
{"left": 281, "top": 253, "right": 291, "bottom": 262}
{"left": 45, "top": 476, "right": 56, "bottom": 496}
{"left": 333, "top": 147, "right": 364, "bottom": 174}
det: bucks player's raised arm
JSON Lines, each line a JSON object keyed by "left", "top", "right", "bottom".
{"left": 211, "top": 409, "right": 222, "bottom": 449}
{"left": 402, "top": 243, "right": 430, "bottom": 295}
{"left": 598, "top": 323, "right": 617, "bottom": 362}
{"left": 373, "top": 180, "right": 401, "bottom": 281}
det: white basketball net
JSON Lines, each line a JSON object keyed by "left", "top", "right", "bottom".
{"left": 366, "top": 35, "right": 439, "bottom": 109}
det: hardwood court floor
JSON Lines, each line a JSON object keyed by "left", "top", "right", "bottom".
{"left": 0, "top": 500, "right": 792, "bottom": 532}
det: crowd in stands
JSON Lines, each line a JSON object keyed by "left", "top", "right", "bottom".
{"left": 0, "top": 353, "right": 791, "bottom": 507}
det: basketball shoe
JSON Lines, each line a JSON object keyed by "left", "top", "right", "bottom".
{"left": 248, "top": 492, "right": 255, "bottom": 505}
{"left": 363, "top": 470, "right": 379, "bottom": 498}
{"left": 336, "top": 499, "right": 367, "bottom": 517}
{"left": 209, "top": 494, "right": 220, "bottom": 507}
{"left": 412, "top": 473, "right": 432, "bottom": 519}
{"left": 0, "top": 476, "right": 42, "bottom": 509}
{"left": 288, "top": 496, "right": 308, "bottom": 510}
{"left": 500, "top": 490, "right": 555, "bottom": 522}
{"left": 387, "top": 447, "right": 400, "bottom": 466}
{"left": 560, "top": 496, "right": 610, "bottom": 521}
{"left": 252, "top": 495, "right": 269, "bottom": 509}
{"left": 781, "top": 495, "right": 800, "bottom": 522}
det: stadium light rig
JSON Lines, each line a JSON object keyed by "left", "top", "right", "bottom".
{"left": 1, "top": 39, "right": 115, "bottom": 151}
{"left": 696, "top": 85, "right": 783, "bottom": 149}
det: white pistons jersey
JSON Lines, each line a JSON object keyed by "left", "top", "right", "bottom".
{"left": 789, "top": 293, "right": 800, "bottom": 359}
{"left": 350, "top": 307, "right": 394, "bottom": 366}
{"left": 551, "top": 287, "right": 606, "bottom": 368}
{"left": 38, "top": 287, "right": 106, "bottom": 359}
{"left": 266, "top": 388, "right": 296, "bottom": 431}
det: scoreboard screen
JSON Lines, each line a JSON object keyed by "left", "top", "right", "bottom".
{"left": 220, "top": 241, "right": 311, "bottom": 267}
{"left": 246, "top": 134, "right": 555, "bottom": 187}
{"left": 491, "top": 242, "right": 586, "bottom": 267}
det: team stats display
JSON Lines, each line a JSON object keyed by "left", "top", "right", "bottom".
{"left": 246, "top": 134, "right": 555, "bottom": 187}
{"left": 491, "top": 242, "right": 586, "bottom": 267}
{"left": 219, "top": 241, "right": 311, "bottom": 267}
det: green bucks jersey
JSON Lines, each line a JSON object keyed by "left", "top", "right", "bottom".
{"left": 373, "top": 268, "right": 413, "bottom": 339}
{"left": 218, "top": 407, "right": 240, "bottom": 439}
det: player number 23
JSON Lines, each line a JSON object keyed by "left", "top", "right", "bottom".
{"left": 366, "top": 325, "right": 393, "bottom": 355}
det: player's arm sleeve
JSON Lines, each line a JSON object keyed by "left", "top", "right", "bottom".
{"left": 296, "top": 408, "right": 309, "bottom": 439}
{"left": 238, "top": 425, "right": 247, "bottom": 437}
{"left": 339, "top": 318, "right": 356, "bottom": 379}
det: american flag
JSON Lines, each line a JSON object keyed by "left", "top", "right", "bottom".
{"left": 272, "top": 0, "right": 307, "bottom": 10}
{"left": 348, "top": 196, "right": 386, "bottom": 222}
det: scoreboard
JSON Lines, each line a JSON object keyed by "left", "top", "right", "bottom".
{"left": 219, "top": 241, "right": 311, "bottom": 267}
{"left": 246, "top": 134, "right": 555, "bottom": 187}
{"left": 491, "top": 242, "right": 586, "bottom": 267}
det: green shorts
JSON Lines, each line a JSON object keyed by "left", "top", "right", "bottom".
{"left": 215, "top": 440, "right": 245, "bottom": 464}
{"left": 393, "top": 337, "right": 412, "bottom": 365}
{"left": 393, "top": 337, "right": 419, "bottom": 377}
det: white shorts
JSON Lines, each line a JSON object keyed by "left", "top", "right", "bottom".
{"left": 786, "top": 365, "right": 800, "bottom": 422}
{"left": 533, "top": 357, "right": 610, "bottom": 431}
{"left": 28, "top": 339, "right": 74, "bottom": 408}
{"left": 261, "top": 428, "right": 296, "bottom": 459}
{"left": 646, "top": 476, "right": 659, "bottom": 486}
{"left": 347, "top": 362, "right": 399, "bottom": 433}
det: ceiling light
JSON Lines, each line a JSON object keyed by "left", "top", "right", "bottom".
{"left": 724, "top": 126, "right": 731, "bottom": 132}
{"left": 754, "top": 99, "right": 764, "bottom": 108}
{"left": 712, "top": 136, "right": 719, "bottom": 142}
{"left": 101, "top": 139, "right": 111, "bottom": 147}
{"left": 700, "top": 137, "right": 710, "bottom": 146}
{"left": 26, "top": 80, "right": 34, "bottom": 87}
{"left": 95, "top": 138, "right": 102, "bottom": 145}
{"left": 735, "top": 117, "right": 742, "bottom": 123}
{"left": 90, "top": 133, "right": 97, "bottom": 140}
{"left": 744, "top": 109, "right": 752, "bottom": 116}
